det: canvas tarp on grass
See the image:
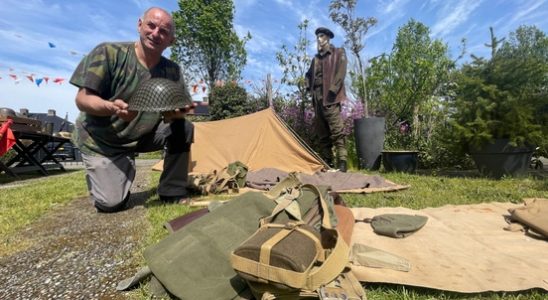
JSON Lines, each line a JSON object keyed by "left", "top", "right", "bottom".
{"left": 350, "top": 202, "right": 548, "bottom": 293}
{"left": 152, "top": 108, "right": 327, "bottom": 175}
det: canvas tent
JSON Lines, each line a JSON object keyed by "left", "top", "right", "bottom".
{"left": 152, "top": 108, "right": 328, "bottom": 174}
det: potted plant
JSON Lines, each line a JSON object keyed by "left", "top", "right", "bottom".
{"left": 329, "top": 0, "right": 384, "bottom": 170}
{"left": 381, "top": 120, "right": 419, "bottom": 172}
{"left": 451, "top": 26, "right": 547, "bottom": 178}
{"left": 365, "top": 20, "right": 455, "bottom": 173}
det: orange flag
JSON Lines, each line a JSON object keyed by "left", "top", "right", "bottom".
{"left": 0, "top": 119, "right": 16, "bottom": 156}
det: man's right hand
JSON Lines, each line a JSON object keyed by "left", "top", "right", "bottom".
{"left": 112, "top": 99, "right": 138, "bottom": 122}
{"left": 75, "top": 88, "right": 136, "bottom": 122}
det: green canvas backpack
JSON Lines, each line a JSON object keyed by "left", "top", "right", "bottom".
{"left": 230, "top": 184, "right": 366, "bottom": 300}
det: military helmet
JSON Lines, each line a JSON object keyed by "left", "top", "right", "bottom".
{"left": 0, "top": 107, "right": 16, "bottom": 117}
{"left": 129, "top": 78, "right": 189, "bottom": 112}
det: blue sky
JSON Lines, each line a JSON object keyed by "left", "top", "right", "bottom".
{"left": 1, "top": 0, "right": 546, "bottom": 122}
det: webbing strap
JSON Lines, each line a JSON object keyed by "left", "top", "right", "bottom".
{"left": 260, "top": 190, "right": 300, "bottom": 226}
{"left": 258, "top": 228, "right": 291, "bottom": 277}
{"left": 211, "top": 167, "right": 239, "bottom": 193}
{"left": 261, "top": 223, "right": 325, "bottom": 261}
{"left": 301, "top": 184, "right": 332, "bottom": 229}
{"left": 305, "top": 230, "right": 348, "bottom": 289}
{"left": 266, "top": 172, "right": 302, "bottom": 198}
{"left": 231, "top": 254, "right": 311, "bottom": 289}
{"left": 231, "top": 230, "right": 349, "bottom": 290}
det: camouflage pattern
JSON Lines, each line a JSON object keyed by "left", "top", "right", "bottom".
{"left": 70, "top": 42, "right": 192, "bottom": 156}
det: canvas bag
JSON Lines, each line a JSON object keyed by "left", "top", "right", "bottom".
{"left": 231, "top": 184, "right": 366, "bottom": 299}
{"left": 507, "top": 198, "right": 548, "bottom": 239}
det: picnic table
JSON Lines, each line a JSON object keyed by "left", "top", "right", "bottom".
{"left": 0, "top": 116, "right": 72, "bottom": 177}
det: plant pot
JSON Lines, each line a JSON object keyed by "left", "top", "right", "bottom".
{"left": 382, "top": 150, "right": 418, "bottom": 173}
{"left": 354, "top": 117, "right": 385, "bottom": 170}
{"left": 469, "top": 139, "right": 534, "bottom": 179}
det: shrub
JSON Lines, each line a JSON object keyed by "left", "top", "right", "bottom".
{"left": 450, "top": 26, "right": 547, "bottom": 155}
{"left": 208, "top": 82, "right": 250, "bottom": 120}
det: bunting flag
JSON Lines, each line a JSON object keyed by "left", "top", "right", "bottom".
{"left": 0, "top": 71, "right": 64, "bottom": 86}
{"left": 1, "top": 63, "right": 70, "bottom": 87}
{"left": 48, "top": 42, "right": 56, "bottom": 48}
{"left": 1, "top": 64, "right": 278, "bottom": 89}
{"left": 0, "top": 119, "right": 16, "bottom": 157}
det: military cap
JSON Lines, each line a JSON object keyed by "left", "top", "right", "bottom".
{"left": 315, "top": 27, "right": 334, "bottom": 39}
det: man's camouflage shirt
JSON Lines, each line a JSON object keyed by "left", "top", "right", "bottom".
{"left": 69, "top": 42, "right": 191, "bottom": 156}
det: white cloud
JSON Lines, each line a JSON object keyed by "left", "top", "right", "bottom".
{"left": 379, "top": 0, "right": 411, "bottom": 14}
{"left": 242, "top": 30, "right": 278, "bottom": 54}
{"left": 431, "top": 0, "right": 483, "bottom": 37}
{"left": 510, "top": 0, "right": 547, "bottom": 24}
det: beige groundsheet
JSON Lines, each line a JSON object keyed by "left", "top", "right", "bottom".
{"left": 350, "top": 202, "right": 548, "bottom": 293}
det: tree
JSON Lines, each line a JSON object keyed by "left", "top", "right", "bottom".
{"left": 208, "top": 82, "right": 249, "bottom": 120}
{"left": 171, "top": 0, "right": 251, "bottom": 93}
{"left": 366, "top": 19, "right": 454, "bottom": 150}
{"left": 329, "top": 0, "right": 377, "bottom": 117}
{"left": 275, "top": 20, "right": 312, "bottom": 121}
{"left": 451, "top": 25, "right": 547, "bottom": 155}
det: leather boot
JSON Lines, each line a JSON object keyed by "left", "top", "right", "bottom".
{"left": 338, "top": 160, "right": 347, "bottom": 173}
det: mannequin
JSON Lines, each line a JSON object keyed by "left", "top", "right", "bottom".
{"left": 305, "top": 27, "right": 348, "bottom": 172}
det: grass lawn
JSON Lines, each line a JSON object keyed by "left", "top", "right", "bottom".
{"left": 0, "top": 170, "right": 88, "bottom": 255}
{"left": 1, "top": 166, "right": 546, "bottom": 299}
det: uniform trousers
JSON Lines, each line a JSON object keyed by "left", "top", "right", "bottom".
{"left": 82, "top": 118, "right": 193, "bottom": 212}
{"left": 312, "top": 88, "right": 347, "bottom": 165}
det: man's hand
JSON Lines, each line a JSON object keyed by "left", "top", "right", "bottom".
{"left": 162, "top": 103, "right": 196, "bottom": 123}
{"left": 112, "top": 99, "right": 138, "bottom": 122}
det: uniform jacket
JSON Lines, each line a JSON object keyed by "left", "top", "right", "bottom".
{"left": 306, "top": 44, "right": 347, "bottom": 106}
